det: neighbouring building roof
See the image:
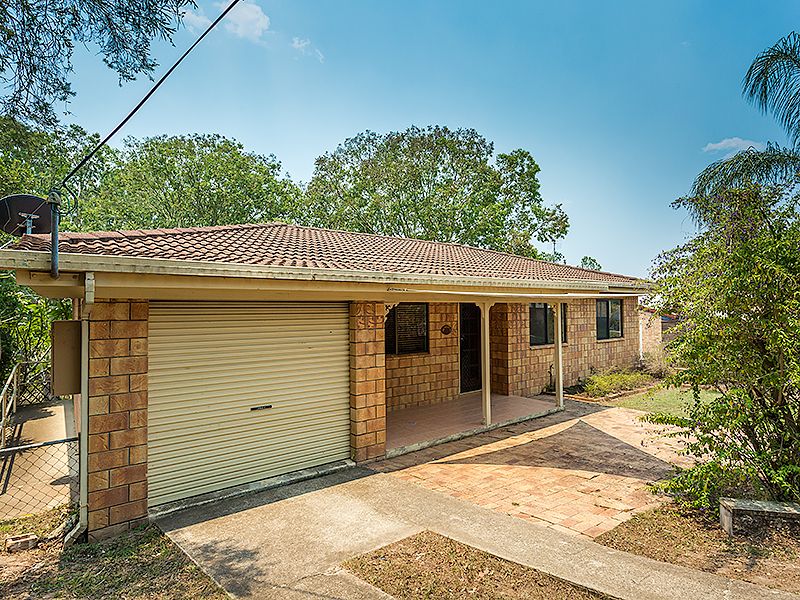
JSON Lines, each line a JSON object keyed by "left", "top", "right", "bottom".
{"left": 13, "top": 222, "right": 644, "bottom": 287}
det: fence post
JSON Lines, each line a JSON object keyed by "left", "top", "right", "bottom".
{"left": 1, "top": 385, "right": 5, "bottom": 449}
{"left": 12, "top": 366, "right": 18, "bottom": 414}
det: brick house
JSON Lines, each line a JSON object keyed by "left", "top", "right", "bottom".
{"left": 0, "top": 223, "right": 648, "bottom": 540}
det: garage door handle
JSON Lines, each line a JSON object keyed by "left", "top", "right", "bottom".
{"left": 250, "top": 404, "right": 273, "bottom": 411}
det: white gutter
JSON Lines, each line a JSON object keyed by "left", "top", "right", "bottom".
{"left": 64, "top": 272, "right": 94, "bottom": 547}
{"left": 0, "top": 249, "right": 650, "bottom": 293}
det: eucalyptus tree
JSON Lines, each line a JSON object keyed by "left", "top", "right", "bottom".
{"left": 694, "top": 32, "right": 800, "bottom": 195}
{"left": 0, "top": 1, "right": 195, "bottom": 127}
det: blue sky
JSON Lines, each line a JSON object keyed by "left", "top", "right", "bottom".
{"left": 64, "top": 1, "right": 798, "bottom": 277}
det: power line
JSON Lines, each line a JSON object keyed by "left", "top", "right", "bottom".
{"left": 59, "top": 0, "right": 242, "bottom": 189}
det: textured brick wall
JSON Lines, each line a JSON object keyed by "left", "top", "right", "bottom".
{"left": 490, "top": 304, "right": 512, "bottom": 395}
{"left": 86, "top": 300, "right": 148, "bottom": 541}
{"left": 385, "top": 302, "right": 460, "bottom": 411}
{"left": 639, "top": 309, "right": 662, "bottom": 357}
{"left": 495, "top": 299, "right": 640, "bottom": 396}
{"left": 349, "top": 302, "right": 386, "bottom": 461}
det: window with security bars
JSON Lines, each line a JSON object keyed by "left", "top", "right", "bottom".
{"left": 529, "top": 303, "right": 568, "bottom": 346}
{"left": 385, "top": 303, "right": 429, "bottom": 355}
{"left": 596, "top": 299, "right": 624, "bottom": 340}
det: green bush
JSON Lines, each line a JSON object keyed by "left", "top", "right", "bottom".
{"left": 647, "top": 453, "right": 754, "bottom": 518}
{"left": 647, "top": 185, "right": 800, "bottom": 511}
{"left": 640, "top": 350, "right": 674, "bottom": 378}
{"left": 582, "top": 368, "right": 654, "bottom": 397}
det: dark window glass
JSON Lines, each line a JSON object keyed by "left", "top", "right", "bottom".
{"left": 596, "top": 299, "right": 623, "bottom": 340}
{"left": 530, "top": 303, "right": 568, "bottom": 346}
{"left": 385, "top": 303, "right": 429, "bottom": 354}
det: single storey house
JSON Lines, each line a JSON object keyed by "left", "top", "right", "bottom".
{"left": 0, "top": 223, "right": 648, "bottom": 540}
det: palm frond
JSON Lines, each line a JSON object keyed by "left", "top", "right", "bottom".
{"left": 743, "top": 32, "right": 800, "bottom": 147}
{"left": 691, "top": 143, "right": 800, "bottom": 196}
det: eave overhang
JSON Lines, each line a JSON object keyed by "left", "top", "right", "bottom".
{"left": 0, "top": 249, "right": 652, "bottom": 302}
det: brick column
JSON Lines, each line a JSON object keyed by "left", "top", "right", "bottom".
{"left": 86, "top": 300, "right": 148, "bottom": 541}
{"left": 490, "top": 304, "right": 512, "bottom": 395}
{"left": 349, "top": 301, "right": 386, "bottom": 462}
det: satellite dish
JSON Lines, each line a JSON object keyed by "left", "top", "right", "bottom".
{"left": 0, "top": 194, "right": 52, "bottom": 236}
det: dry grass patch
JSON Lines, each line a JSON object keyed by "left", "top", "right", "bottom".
{"left": 344, "top": 530, "right": 608, "bottom": 600}
{"left": 0, "top": 524, "right": 226, "bottom": 599}
{"left": 597, "top": 505, "right": 800, "bottom": 594}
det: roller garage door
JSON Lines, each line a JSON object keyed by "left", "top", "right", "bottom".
{"left": 147, "top": 302, "right": 351, "bottom": 507}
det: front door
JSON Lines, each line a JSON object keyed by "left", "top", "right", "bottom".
{"left": 459, "top": 303, "right": 482, "bottom": 392}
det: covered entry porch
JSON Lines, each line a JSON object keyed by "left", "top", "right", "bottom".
{"left": 387, "top": 390, "right": 557, "bottom": 453}
{"left": 384, "top": 298, "right": 568, "bottom": 455}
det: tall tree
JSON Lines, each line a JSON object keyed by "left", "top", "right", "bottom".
{"left": 303, "top": 126, "right": 568, "bottom": 258}
{"left": 76, "top": 134, "right": 302, "bottom": 230}
{"left": 694, "top": 32, "right": 800, "bottom": 195}
{"left": 0, "top": 1, "right": 194, "bottom": 127}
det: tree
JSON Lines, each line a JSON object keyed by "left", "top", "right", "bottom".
{"left": 648, "top": 184, "right": 800, "bottom": 510}
{"left": 694, "top": 32, "right": 800, "bottom": 195}
{"left": 302, "top": 126, "right": 568, "bottom": 258}
{"left": 0, "top": 273, "right": 69, "bottom": 376}
{"left": 76, "top": 134, "right": 302, "bottom": 230}
{"left": 579, "top": 256, "right": 602, "bottom": 271}
{"left": 0, "top": 116, "right": 111, "bottom": 205}
{"left": 1, "top": 1, "right": 194, "bottom": 127}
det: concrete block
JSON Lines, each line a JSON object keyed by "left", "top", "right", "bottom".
{"left": 720, "top": 497, "right": 800, "bottom": 536}
{"left": 5, "top": 533, "right": 38, "bottom": 552}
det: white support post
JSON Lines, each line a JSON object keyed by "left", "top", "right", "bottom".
{"left": 553, "top": 302, "right": 564, "bottom": 409}
{"left": 480, "top": 302, "right": 492, "bottom": 426}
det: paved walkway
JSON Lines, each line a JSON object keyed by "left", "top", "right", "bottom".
{"left": 159, "top": 468, "right": 796, "bottom": 600}
{"left": 374, "top": 400, "right": 691, "bottom": 537}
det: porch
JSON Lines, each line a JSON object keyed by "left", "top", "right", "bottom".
{"left": 386, "top": 391, "right": 557, "bottom": 454}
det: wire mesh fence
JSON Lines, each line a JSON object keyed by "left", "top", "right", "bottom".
{"left": 0, "top": 438, "right": 79, "bottom": 520}
{"left": 17, "top": 361, "right": 56, "bottom": 407}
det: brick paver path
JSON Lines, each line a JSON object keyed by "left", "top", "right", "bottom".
{"left": 372, "top": 400, "right": 690, "bottom": 538}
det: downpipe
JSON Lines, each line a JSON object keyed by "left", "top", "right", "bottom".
{"left": 64, "top": 272, "right": 94, "bottom": 547}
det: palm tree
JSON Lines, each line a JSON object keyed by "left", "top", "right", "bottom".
{"left": 693, "top": 32, "right": 800, "bottom": 196}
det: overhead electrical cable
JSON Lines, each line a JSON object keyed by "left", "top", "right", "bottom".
{"left": 60, "top": 0, "right": 243, "bottom": 189}
{"left": 19, "top": 0, "right": 243, "bottom": 278}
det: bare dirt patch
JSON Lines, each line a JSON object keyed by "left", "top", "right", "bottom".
{"left": 1, "top": 524, "right": 226, "bottom": 599}
{"left": 343, "top": 530, "right": 608, "bottom": 599}
{"left": 596, "top": 505, "right": 800, "bottom": 594}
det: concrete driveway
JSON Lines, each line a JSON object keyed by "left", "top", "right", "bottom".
{"left": 158, "top": 403, "right": 793, "bottom": 600}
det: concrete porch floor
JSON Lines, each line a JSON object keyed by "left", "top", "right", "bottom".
{"left": 386, "top": 391, "right": 557, "bottom": 452}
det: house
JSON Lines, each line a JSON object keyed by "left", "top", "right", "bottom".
{"left": 0, "top": 223, "right": 648, "bottom": 540}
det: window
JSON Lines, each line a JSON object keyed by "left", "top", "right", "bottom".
{"left": 385, "top": 303, "right": 429, "bottom": 355}
{"left": 596, "top": 299, "right": 623, "bottom": 340}
{"left": 529, "top": 303, "right": 568, "bottom": 346}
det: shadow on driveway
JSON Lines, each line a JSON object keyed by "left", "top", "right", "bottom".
{"left": 440, "top": 420, "right": 675, "bottom": 481}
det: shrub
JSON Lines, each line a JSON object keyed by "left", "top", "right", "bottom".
{"left": 648, "top": 185, "right": 800, "bottom": 511}
{"left": 582, "top": 368, "right": 654, "bottom": 397}
{"left": 640, "top": 350, "right": 673, "bottom": 378}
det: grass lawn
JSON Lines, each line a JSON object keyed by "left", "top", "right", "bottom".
{"left": 344, "top": 530, "right": 608, "bottom": 600}
{"left": 0, "top": 522, "right": 226, "bottom": 600}
{"left": 597, "top": 386, "right": 719, "bottom": 417}
{"left": 597, "top": 505, "right": 800, "bottom": 595}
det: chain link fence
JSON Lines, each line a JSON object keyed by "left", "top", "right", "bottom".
{"left": 0, "top": 437, "right": 79, "bottom": 520}
{"left": 17, "top": 361, "right": 56, "bottom": 407}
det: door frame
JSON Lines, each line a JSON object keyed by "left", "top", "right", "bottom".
{"left": 458, "top": 302, "right": 482, "bottom": 394}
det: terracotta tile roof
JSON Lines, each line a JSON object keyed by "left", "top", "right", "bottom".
{"left": 13, "top": 223, "right": 643, "bottom": 286}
